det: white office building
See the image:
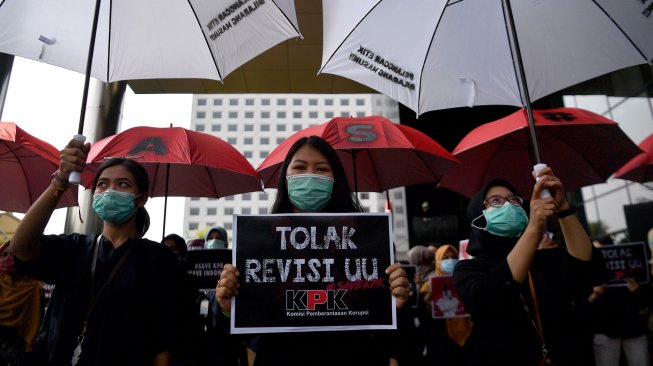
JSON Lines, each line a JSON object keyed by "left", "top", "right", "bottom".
{"left": 185, "top": 93, "right": 410, "bottom": 259}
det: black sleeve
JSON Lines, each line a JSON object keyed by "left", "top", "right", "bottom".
{"left": 146, "top": 244, "right": 180, "bottom": 356}
{"left": 453, "top": 258, "right": 521, "bottom": 315}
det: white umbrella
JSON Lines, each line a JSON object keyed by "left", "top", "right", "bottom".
{"left": 0, "top": 0, "right": 301, "bottom": 84}
{"left": 319, "top": 0, "right": 653, "bottom": 162}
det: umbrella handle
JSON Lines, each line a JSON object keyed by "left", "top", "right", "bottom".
{"left": 533, "top": 163, "right": 552, "bottom": 199}
{"left": 68, "top": 134, "right": 87, "bottom": 185}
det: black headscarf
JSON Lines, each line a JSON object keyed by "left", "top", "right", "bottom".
{"left": 466, "top": 179, "right": 530, "bottom": 259}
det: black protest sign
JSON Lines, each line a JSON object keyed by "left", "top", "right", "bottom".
{"left": 403, "top": 264, "right": 419, "bottom": 309}
{"left": 598, "top": 242, "right": 650, "bottom": 286}
{"left": 185, "top": 249, "right": 232, "bottom": 290}
{"left": 232, "top": 213, "right": 395, "bottom": 334}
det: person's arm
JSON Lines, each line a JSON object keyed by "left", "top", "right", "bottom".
{"left": 153, "top": 351, "right": 171, "bottom": 366}
{"left": 506, "top": 177, "right": 555, "bottom": 283}
{"left": 386, "top": 262, "right": 409, "bottom": 309}
{"left": 557, "top": 199, "right": 592, "bottom": 261}
{"left": 10, "top": 138, "right": 89, "bottom": 261}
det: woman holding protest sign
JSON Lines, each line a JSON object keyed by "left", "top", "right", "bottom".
{"left": 452, "top": 167, "right": 596, "bottom": 366}
{"left": 216, "top": 136, "right": 409, "bottom": 365}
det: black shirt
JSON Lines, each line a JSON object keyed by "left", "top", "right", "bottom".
{"left": 15, "top": 233, "right": 178, "bottom": 366}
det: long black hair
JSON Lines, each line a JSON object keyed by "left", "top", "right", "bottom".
{"left": 271, "top": 136, "right": 363, "bottom": 214}
{"left": 92, "top": 158, "right": 150, "bottom": 237}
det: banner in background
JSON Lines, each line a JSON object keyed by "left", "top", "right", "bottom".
{"left": 598, "top": 242, "right": 649, "bottom": 286}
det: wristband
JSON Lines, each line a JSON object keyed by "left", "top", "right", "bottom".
{"left": 556, "top": 205, "right": 576, "bottom": 219}
{"left": 51, "top": 171, "right": 70, "bottom": 189}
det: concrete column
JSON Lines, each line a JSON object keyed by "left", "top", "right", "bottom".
{"left": 64, "top": 80, "right": 127, "bottom": 234}
{"left": 0, "top": 53, "right": 15, "bottom": 119}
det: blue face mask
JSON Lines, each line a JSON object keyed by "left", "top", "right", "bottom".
{"left": 440, "top": 258, "right": 458, "bottom": 274}
{"left": 472, "top": 202, "right": 528, "bottom": 238}
{"left": 92, "top": 190, "right": 138, "bottom": 225}
{"left": 287, "top": 174, "right": 334, "bottom": 212}
{"left": 206, "top": 239, "right": 227, "bottom": 249}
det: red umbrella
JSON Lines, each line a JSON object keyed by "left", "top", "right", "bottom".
{"left": 614, "top": 133, "right": 653, "bottom": 183}
{"left": 438, "top": 108, "right": 643, "bottom": 198}
{"left": 257, "top": 116, "right": 459, "bottom": 192}
{"left": 81, "top": 126, "right": 263, "bottom": 236}
{"left": 0, "top": 122, "right": 78, "bottom": 212}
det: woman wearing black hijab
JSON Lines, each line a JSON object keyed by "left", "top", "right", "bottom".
{"left": 453, "top": 167, "right": 594, "bottom": 366}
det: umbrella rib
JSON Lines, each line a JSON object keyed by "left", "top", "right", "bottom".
{"left": 590, "top": 0, "right": 650, "bottom": 62}
{"left": 317, "top": 0, "right": 383, "bottom": 73}
{"left": 186, "top": 0, "right": 223, "bottom": 80}
{"left": 417, "top": 1, "right": 451, "bottom": 116}
{"left": 106, "top": 0, "right": 112, "bottom": 82}
{"left": 7, "top": 143, "right": 32, "bottom": 206}
{"left": 270, "top": 0, "right": 301, "bottom": 36}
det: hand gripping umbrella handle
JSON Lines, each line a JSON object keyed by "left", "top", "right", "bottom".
{"left": 533, "top": 163, "right": 552, "bottom": 199}
{"left": 68, "top": 135, "right": 86, "bottom": 185}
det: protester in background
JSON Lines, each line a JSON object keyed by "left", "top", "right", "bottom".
{"left": 10, "top": 138, "right": 179, "bottom": 366}
{"left": 420, "top": 244, "right": 472, "bottom": 366}
{"left": 163, "top": 234, "right": 188, "bottom": 261}
{"left": 407, "top": 245, "right": 435, "bottom": 286}
{"left": 453, "top": 167, "right": 594, "bottom": 366}
{"left": 205, "top": 226, "right": 228, "bottom": 249}
{"left": 216, "top": 136, "right": 409, "bottom": 365}
{"left": 590, "top": 242, "right": 650, "bottom": 366}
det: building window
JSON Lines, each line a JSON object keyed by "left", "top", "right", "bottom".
{"left": 197, "top": 98, "right": 207, "bottom": 106}
{"left": 225, "top": 195, "right": 234, "bottom": 201}
{"left": 211, "top": 124, "right": 221, "bottom": 132}
{"left": 395, "top": 206, "right": 404, "bottom": 214}
{"left": 244, "top": 151, "right": 253, "bottom": 158}
{"left": 325, "top": 99, "right": 334, "bottom": 106}
{"left": 227, "top": 137, "right": 237, "bottom": 144}
{"left": 190, "top": 197, "right": 200, "bottom": 201}
{"left": 190, "top": 208, "right": 200, "bottom": 215}
{"left": 359, "top": 193, "right": 369, "bottom": 200}
{"left": 224, "top": 222, "right": 232, "bottom": 230}
{"left": 325, "top": 111, "right": 334, "bottom": 118}
{"left": 260, "top": 151, "right": 269, "bottom": 158}
{"left": 228, "top": 111, "right": 238, "bottom": 119}
{"left": 245, "top": 111, "right": 254, "bottom": 119}
{"left": 225, "top": 208, "right": 234, "bottom": 215}
{"left": 196, "top": 111, "right": 206, "bottom": 119}
{"left": 196, "top": 124, "right": 205, "bottom": 131}
{"left": 276, "top": 137, "right": 285, "bottom": 144}
{"left": 212, "top": 111, "right": 222, "bottom": 119}
{"left": 340, "top": 99, "right": 349, "bottom": 106}
{"left": 293, "top": 111, "right": 302, "bottom": 119}
{"left": 227, "top": 124, "right": 237, "bottom": 132}
{"left": 244, "top": 124, "right": 254, "bottom": 132}
{"left": 261, "top": 98, "right": 270, "bottom": 106}
{"left": 189, "top": 222, "right": 199, "bottom": 230}
{"left": 309, "top": 111, "right": 318, "bottom": 119}
{"left": 277, "top": 111, "right": 286, "bottom": 119}
{"left": 293, "top": 98, "right": 302, "bottom": 106}
{"left": 213, "top": 98, "right": 223, "bottom": 106}
{"left": 277, "top": 98, "right": 286, "bottom": 106}
{"left": 259, "top": 207, "right": 268, "bottom": 214}
{"left": 261, "top": 111, "right": 270, "bottom": 119}
{"left": 207, "top": 208, "right": 217, "bottom": 215}
{"left": 229, "top": 98, "right": 238, "bottom": 106}
{"left": 242, "top": 208, "right": 251, "bottom": 214}
{"left": 245, "top": 98, "right": 255, "bottom": 106}
{"left": 395, "top": 220, "right": 405, "bottom": 228}
{"left": 293, "top": 124, "right": 302, "bottom": 131}
{"left": 242, "top": 193, "right": 251, "bottom": 200}
{"left": 309, "top": 98, "right": 318, "bottom": 106}
{"left": 276, "top": 124, "right": 286, "bottom": 131}
{"left": 259, "top": 193, "right": 268, "bottom": 200}
{"left": 244, "top": 137, "right": 253, "bottom": 144}
{"left": 356, "top": 111, "right": 366, "bottom": 117}
{"left": 260, "top": 137, "right": 270, "bottom": 144}
{"left": 340, "top": 111, "right": 349, "bottom": 117}
{"left": 356, "top": 98, "right": 365, "bottom": 106}
{"left": 394, "top": 191, "right": 403, "bottom": 199}
{"left": 261, "top": 124, "right": 270, "bottom": 131}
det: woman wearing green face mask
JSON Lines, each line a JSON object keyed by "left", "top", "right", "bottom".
{"left": 10, "top": 139, "right": 179, "bottom": 366}
{"left": 216, "top": 136, "right": 410, "bottom": 365}
{"left": 452, "top": 167, "right": 595, "bottom": 366}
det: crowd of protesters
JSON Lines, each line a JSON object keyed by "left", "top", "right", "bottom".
{"left": 1, "top": 135, "right": 652, "bottom": 366}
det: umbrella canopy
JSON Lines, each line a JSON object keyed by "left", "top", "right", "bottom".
{"left": 614, "top": 133, "right": 653, "bottom": 183}
{"left": 0, "top": 0, "right": 301, "bottom": 84}
{"left": 320, "top": 0, "right": 652, "bottom": 115}
{"left": 81, "top": 126, "right": 263, "bottom": 198}
{"left": 0, "top": 122, "right": 78, "bottom": 212}
{"left": 257, "top": 115, "right": 459, "bottom": 192}
{"left": 437, "top": 108, "right": 643, "bottom": 198}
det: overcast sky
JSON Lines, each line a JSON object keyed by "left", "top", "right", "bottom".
{"left": 3, "top": 57, "right": 192, "bottom": 241}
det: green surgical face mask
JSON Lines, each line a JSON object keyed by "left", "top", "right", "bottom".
{"left": 287, "top": 174, "right": 334, "bottom": 212}
{"left": 472, "top": 202, "right": 528, "bottom": 238}
{"left": 92, "top": 190, "right": 138, "bottom": 225}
